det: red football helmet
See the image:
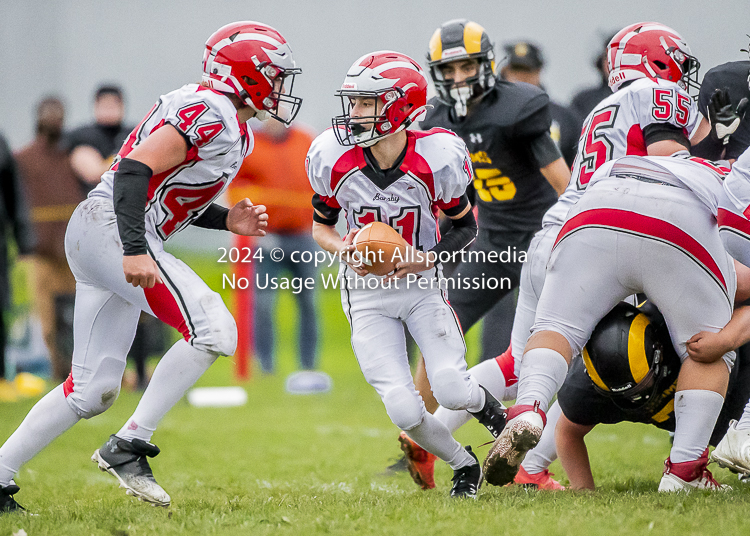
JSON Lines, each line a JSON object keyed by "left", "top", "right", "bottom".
{"left": 202, "top": 21, "right": 302, "bottom": 124}
{"left": 607, "top": 22, "right": 700, "bottom": 94}
{"left": 332, "top": 51, "right": 428, "bottom": 147}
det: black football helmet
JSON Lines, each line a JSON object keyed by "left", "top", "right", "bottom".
{"left": 582, "top": 301, "right": 675, "bottom": 409}
{"left": 426, "top": 19, "right": 496, "bottom": 117}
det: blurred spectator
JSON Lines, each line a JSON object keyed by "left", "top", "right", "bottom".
{"left": 501, "top": 40, "right": 580, "bottom": 167}
{"left": 0, "top": 132, "right": 35, "bottom": 401}
{"left": 569, "top": 33, "right": 616, "bottom": 122}
{"left": 228, "top": 120, "right": 326, "bottom": 388}
{"left": 15, "top": 97, "right": 83, "bottom": 381}
{"left": 66, "top": 85, "right": 132, "bottom": 196}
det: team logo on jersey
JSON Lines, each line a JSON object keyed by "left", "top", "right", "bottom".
{"left": 469, "top": 133, "right": 483, "bottom": 144}
{"left": 462, "top": 157, "right": 473, "bottom": 181}
{"left": 373, "top": 192, "right": 400, "bottom": 203}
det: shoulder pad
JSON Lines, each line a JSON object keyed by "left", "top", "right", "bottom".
{"left": 491, "top": 80, "right": 550, "bottom": 122}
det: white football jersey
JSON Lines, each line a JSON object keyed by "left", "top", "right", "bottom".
{"left": 543, "top": 78, "right": 700, "bottom": 227}
{"left": 589, "top": 153, "right": 750, "bottom": 267}
{"left": 90, "top": 83, "right": 253, "bottom": 241}
{"left": 306, "top": 128, "right": 473, "bottom": 251}
{"left": 590, "top": 154, "right": 729, "bottom": 215}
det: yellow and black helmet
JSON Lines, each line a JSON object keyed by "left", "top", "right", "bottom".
{"left": 583, "top": 302, "right": 672, "bottom": 408}
{"left": 426, "top": 19, "right": 496, "bottom": 113}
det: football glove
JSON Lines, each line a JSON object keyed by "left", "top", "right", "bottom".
{"left": 708, "top": 87, "right": 748, "bottom": 145}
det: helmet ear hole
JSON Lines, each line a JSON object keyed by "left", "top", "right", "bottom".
{"left": 241, "top": 76, "right": 258, "bottom": 86}
{"left": 653, "top": 60, "right": 667, "bottom": 70}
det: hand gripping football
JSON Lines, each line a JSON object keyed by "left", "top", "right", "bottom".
{"left": 352, "top": 222, "right": 408, "bottom": 276}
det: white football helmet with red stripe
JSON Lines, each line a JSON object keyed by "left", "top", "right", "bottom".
{"left": 202, "top": 21, "right": 302, "bottom": 124}
{"left": 332, "top": 51, "right": 428, "bottom": 147}
{"left": 607, "top": 22, "right": 700, "bottom": 94}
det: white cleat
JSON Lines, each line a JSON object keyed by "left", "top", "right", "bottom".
{"left": 482, "top": 403, "right": 545, "bottom": 487}
{"left": 658, "top": 450, "right": 730, "bottom": 492}
{"left": 711, "top": 420, "right": 750, "bottom": 477}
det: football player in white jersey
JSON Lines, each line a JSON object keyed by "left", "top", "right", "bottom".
{"left": 472, "top": 22, "right": 738, "bottom": 490}
{"left": 306, "top": 51, "right": 506, "bottom": 498}
{"left": 0, "top": 21, "right": 302, "bottom": 512}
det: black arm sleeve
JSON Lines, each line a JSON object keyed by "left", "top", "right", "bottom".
{"left": 691, "top": 134, "right": 725, "bottom": 160}
{"left": 643, "top": 123, "right": 690, "bottom": 150}
{"left": 429, "top": 195, "right": 477, "bottom": 256}
{"left": 464, "top": 180, "right": 477, "bottom": 206}
{"left": 113, "top": 158, "right": 152, "bottom": 256}
{"left": 529, "top": 132, "right": 564, "bottom": 169}
{"left": 192, "top": 203, "right": 229, "bottom": 230}
{"left": 312, "top": 193, "right": 340, "bottom": 225}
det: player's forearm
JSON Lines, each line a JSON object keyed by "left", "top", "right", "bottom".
{"left": 719, "top": 306, "right": 750, "bottom": 350}
{"left": 430, "top": 202, "right": 476, "bottom": 256}
{"left": 555, "top": 415, "right": 596, "bottom": 490}
{"left": 113, "top": 158, "right": 152, "bottom": 256}
{"left": 312, "top": 221, "right": 344, "bottom": 255}
{"left": 539, "top": 157, "right": 570, "bottom": 196}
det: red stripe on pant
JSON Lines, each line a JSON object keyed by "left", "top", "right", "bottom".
{"left": 718, "top": 207, "right": 750, "bottom": 238}
{"left": 493, "top": 345, "right": 518, "bottom": 387}
{"left": 554, "top": 208, "right": 726, "bottom": 291}
{"left": 144, "top": 282, "right": 191, "bottom": 341}
{"left": 63, "top": 373, "right": 74, "bottom": 397}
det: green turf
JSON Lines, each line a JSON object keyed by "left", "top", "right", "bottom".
{"left": 1, "top": 252, "right": 749, "bottom": 535}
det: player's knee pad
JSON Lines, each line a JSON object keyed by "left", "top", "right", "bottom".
{"left": 66, "top": 357, "right": 126, "bottom": 419}
{"left": 383, "top": 386, "right": 424, "bottom": 431}
{"left": 192, "top": 292, "right": 237, "bottom": 356}
{"left": 431, "top": 368, "right": 473, "bottom": 411}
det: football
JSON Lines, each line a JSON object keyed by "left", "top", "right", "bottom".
{"left": 352, "top": 222, "right": 408, "bottom": 276}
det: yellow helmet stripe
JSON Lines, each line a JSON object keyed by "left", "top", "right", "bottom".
{"left": 463, "top": 22, "right": 486, "bottom": 55}
{"left": 429, "top": 29, "right": 443, "bottom": 62}
{"left": 628, "top": 313, "right": 651, "bottom": 383}
{"left": 582, "top": 347, "right": 609, "bottom": 391}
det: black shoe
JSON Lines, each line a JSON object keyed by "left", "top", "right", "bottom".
{"left": 469, "top": 386, "right": 507, "bottom": 438}
{"left": 92, "top": 435, "right": 171, "bottom": 507}
{"left": 380, "top": 455, "right": 409, "bottom": 476}
{"left": 0, "top": 483, "right": 25, "bottom": 513}
{"left": 451, "top": 446, "right": 482, "bottom": 499}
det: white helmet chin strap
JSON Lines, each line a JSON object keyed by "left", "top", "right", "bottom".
{"left": 255, "top": 110, "right": 271, "bottom": 121}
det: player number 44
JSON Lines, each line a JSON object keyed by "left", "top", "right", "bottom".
{"left": 217, "top": 247, "right": 264, "bottom": 263}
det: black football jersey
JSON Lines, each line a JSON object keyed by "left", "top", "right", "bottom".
{"left": 699, "top": 61, "right": 750, "bottom": 160}
{"left": 421, "top": 79, "right": 558, "bottom": 233}
{"left": 549, "top": 100, "right": 581, "bottom": 167}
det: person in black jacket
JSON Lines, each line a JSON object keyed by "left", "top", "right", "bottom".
{"left": 0, "top": 133, "right": 35, "bottom": 401}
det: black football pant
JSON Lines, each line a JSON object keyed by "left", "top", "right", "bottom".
{"left": 445, "top": 229, "right": 535, "bottom": 362}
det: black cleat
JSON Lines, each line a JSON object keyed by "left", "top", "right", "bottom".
{"left": 0, "top": 483, "right": 25, "bottom": 513}
{"left": 451, "top": 446, "right": 482, "bottom": 499}
{"left": 92, "top": 434, "right": 171, "bottom": 507}
{"left": 469, "top": 386, "right": 507, "bottom": 438}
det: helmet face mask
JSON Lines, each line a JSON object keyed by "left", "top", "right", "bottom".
{"left": 427, "top": 20, "right": 496, "bottom": 117}
{"left": 202, "top": 21, "right": 303, "bottom": 125}
{"left": 332, "top": 51, "right": 428, "bottom": 147}
{"left": 594, "top": 346, "right": 665, "bottom": 411}
{"left": 665, "top": 46, "right": 701, "bottom": 96}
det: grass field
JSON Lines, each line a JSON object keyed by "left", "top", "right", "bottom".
{"left": 2, "top": 250, "right": 750, "bottom": 535}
